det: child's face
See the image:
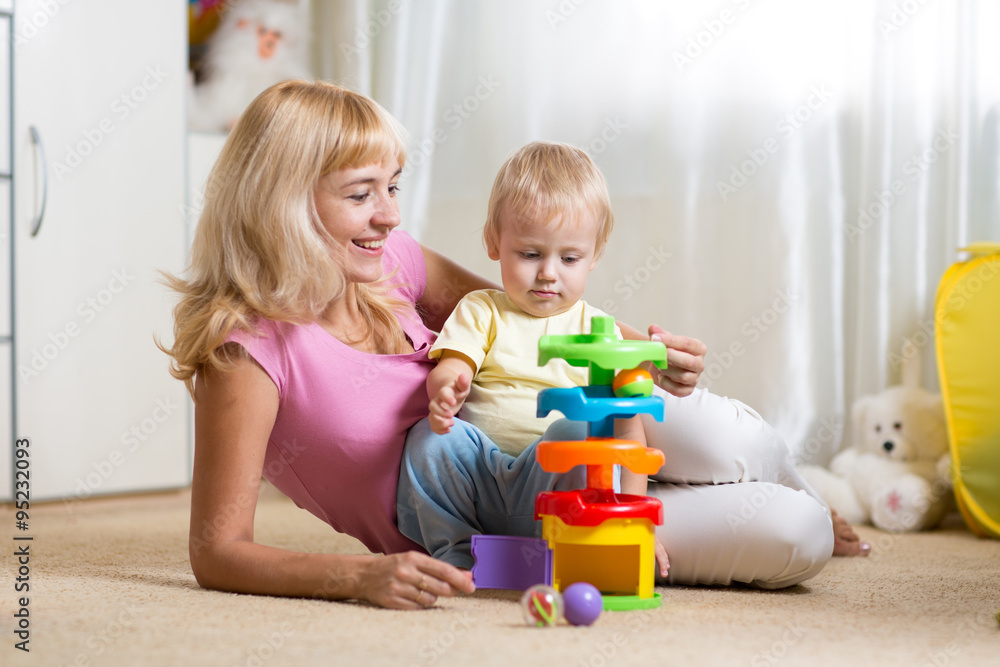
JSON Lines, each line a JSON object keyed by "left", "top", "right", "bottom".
{"left": 488, "top": 205, "right": 600, "bottom": 318}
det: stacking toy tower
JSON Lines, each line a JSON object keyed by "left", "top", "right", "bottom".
{"left": 534, "top": 316, "right": 668, "bottom": 611}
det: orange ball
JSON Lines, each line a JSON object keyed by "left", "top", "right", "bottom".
{"left": 612, "top": 368, "right": 654, "bottom": 398}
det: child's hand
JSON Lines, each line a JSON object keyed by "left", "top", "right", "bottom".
{"left": 428, "top": 372, "right": 471, "bottom": 434}
{"left": 654, "top": 537, "right": 670, "bottom": 579}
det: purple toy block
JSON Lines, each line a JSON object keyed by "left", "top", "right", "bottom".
{"left": 471, "top": 535, "right": 553, "bottom": 590}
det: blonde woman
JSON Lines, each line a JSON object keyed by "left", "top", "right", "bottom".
{"left": 165, "top": 80, "right": 492, "bottom": 608}
{"left": 164, "top": 80, "right": 863, "bottom": 610}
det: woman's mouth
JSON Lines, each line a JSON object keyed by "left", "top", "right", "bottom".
{"left": 353, "top": 238, "right": 386, "bottom": 252}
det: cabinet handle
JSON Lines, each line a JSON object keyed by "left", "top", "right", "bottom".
{"left": 29, "top": 125, "right": 48, "bottom": 237}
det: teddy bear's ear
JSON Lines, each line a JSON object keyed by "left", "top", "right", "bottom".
{"left": 923, "top": 391, "right": 944, "bottom": 416}
{"left": 908, "top": 391, "right": 949, "bottom": 457}
{"left": 923, "top": 392, "right": 947, "bottom": 433}
{"left": 850, "top": 395, "right": 873, "bottom": 446}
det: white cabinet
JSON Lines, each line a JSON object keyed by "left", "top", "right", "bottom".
{"left": 8, "top": 1, "right": 190, "bottom": 500}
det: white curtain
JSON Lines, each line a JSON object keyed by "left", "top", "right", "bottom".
{"left": 313, "top": 0, "right": 1000, "bottom": 464}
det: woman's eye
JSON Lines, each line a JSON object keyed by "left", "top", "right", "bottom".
{"left": 350, "top": 193, "right": 370, "bottom": 202}
{"left": 388, "top": 184, "right": 400, "bottom": 196}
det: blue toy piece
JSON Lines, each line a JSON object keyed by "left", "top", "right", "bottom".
{"left": 537, "top": 385, "right": 664, "bottom": 438}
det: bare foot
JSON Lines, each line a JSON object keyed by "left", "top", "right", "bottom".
{"left": 831, "top": 509, "right": 871, "bottom": 557}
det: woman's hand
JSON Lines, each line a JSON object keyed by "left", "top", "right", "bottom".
{"left": 648, "top": 325, "right": 706, "bottom": 397}
{"left": 357, "top": 551, "right": 476, "bottom": 609}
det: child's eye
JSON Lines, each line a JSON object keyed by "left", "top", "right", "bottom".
{"left": 519, "top": 251, "right": 539, "bottom": 259}
{"left": 563, "top": 256, "right": 581, "bottom": 264}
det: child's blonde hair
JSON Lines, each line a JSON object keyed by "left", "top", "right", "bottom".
{"left": 162, "top": 80, "right": 410, "bottom": 396}
{"left": 483, "top": 141, "right": 614, "bottom": 258}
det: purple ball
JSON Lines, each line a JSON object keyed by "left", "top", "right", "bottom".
{"left": 562, "top": 582, "right": 603, "bottom": 626}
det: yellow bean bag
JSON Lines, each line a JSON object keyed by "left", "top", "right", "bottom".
{"left": 935, "top": 242, "right": 1000, "bottom": 538}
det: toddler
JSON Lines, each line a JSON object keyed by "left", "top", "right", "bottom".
{"left": 426, "top": 141, "right": 650, "bottom": 499}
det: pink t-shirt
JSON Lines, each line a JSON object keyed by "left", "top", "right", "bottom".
{"left": 228, "top": 230, "right": 436, "bottom": 555}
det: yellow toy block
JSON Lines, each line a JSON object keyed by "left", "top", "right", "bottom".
{"left": 540, "top": 515, "right": 657, "bottom": 601}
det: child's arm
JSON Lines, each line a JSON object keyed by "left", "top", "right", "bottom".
{"left": 616, "top": 416, "right": 670, "bottom": 578}
{"left": 427, "top": 350, "right": 477, "bottom": 434}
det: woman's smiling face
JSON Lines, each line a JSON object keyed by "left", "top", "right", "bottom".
{"left": 313, "top": 156, "right": 403, "bottom": 284}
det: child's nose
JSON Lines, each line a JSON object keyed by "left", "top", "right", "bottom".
{"left": 537, "top": 258, "right": 558, "bottom": 281}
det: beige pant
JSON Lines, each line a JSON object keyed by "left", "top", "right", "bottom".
{"left": 643, "top": 388, "right": 833, "bottom": 589}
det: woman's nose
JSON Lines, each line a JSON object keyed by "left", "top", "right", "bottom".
{"left": 373, "top": 193, "right": 401, "bottom": 229}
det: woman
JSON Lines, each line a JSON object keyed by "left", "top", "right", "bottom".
{"left": 163, "top": 80, "right": 864, "bottom": 611}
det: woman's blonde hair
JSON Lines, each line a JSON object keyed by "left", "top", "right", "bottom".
{"left": 162, "top": 80, "right": 410, "bottom": 396}
{"left": 483, "top": 141, "right": 614, "bottom": 258}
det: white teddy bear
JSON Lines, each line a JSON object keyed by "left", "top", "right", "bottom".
{"left": 800, "top": 341, "right": 953, "bottom": 532}
{"left": 189, "top": 0, "right": 311, "bottom": 133}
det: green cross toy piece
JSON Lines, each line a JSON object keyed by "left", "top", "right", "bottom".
{"left": 538, "top": 316, "right": 668, "bottom": 387}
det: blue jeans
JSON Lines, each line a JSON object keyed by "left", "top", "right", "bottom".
{"left": 396, "top": 418, "right": 587, "bottom": 568}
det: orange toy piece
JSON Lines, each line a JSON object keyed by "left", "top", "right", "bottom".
{"left": 537, "top": 438, "right": 664, "bottom": 474}
{"left": 537, "top": 438, "right": 665, "bottom": 491}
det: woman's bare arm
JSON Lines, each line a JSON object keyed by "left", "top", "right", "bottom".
{"left": 418, "top": 243, "right": 499, "bottom": 332}
{"left": 188, "top": 349, "right": 474, "bottom": 608}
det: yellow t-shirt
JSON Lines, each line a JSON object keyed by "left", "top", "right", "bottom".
{"left": 429, "top": 289, "right": 617, "bottom": 455}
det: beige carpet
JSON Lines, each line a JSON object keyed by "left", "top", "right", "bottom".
{"left": 3, "top": 483, "right": 999, "bottom": 667}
